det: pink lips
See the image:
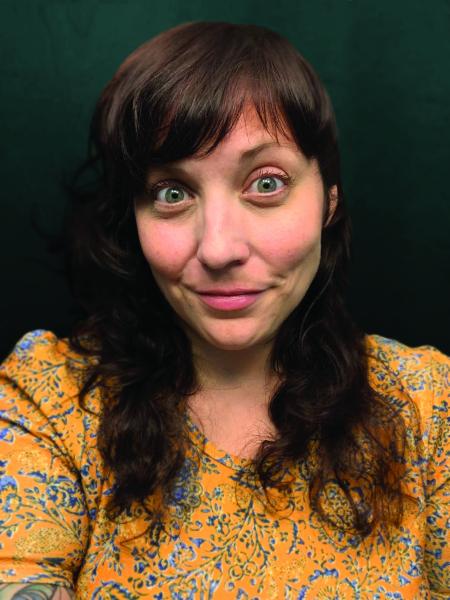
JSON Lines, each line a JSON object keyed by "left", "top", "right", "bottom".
{"left": 195, "top": 289, "right": 266, "bottom": 311}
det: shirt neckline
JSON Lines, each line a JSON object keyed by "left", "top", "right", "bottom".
{"left": 184, "top": 411, "right": 253, "bottom": 472}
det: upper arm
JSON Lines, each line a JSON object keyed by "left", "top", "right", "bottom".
{"left": 0, "top": 362, "right": 90, "bottom": 587}
{"left": 423, "top": 349, "right": 450, "bottom": 597}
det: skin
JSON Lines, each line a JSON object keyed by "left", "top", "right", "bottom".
{"left": 134, "top": 104, "right": 337, "bottom": 453}
{"left": 0, "top": 584, "right": 74, "bottom": 599}
{"left": 1, "top": 107, "right": 338, "bottom": 592}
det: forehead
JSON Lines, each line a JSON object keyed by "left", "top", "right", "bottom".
{"left": 145, "top": 101, "right": 306, "bottom": 182}
{"left": 223, "top": 103, "right": 297, "bottom": 151}
{"left": 163, "top": 105, "right": 300, "bottom": 173}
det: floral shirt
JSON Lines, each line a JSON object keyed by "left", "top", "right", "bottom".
{"left": 0, "top": 330, "right": 449, "bottom": 599}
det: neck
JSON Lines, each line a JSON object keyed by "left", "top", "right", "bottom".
{"left": 191, "top": 339, "right": 278, "bottom": 395}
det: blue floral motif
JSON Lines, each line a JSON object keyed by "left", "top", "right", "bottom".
{"left": 0, "top": 330, "right": 448, "bottom": 598}
{"left": 92, "top": 581, "right": 141, "bottom": 599}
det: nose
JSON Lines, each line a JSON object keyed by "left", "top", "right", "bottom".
{"left": 196, "top": 196, "right": 250, "bottom": 270}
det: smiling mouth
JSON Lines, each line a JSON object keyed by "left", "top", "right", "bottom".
{"left": 195, "top": 290, "right": 265, "bottom": 311}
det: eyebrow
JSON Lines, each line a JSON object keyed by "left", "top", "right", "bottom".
{"left": 148, "top": 141, "right": 293, "bottom": 177}
{"left": 240, "top": 140, "right": 286, "bottom": 161}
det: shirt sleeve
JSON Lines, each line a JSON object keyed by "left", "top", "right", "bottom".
{"left": 422, "top": 347, "right": 450, "bottom": 598}
{"left": 0, "top": 331, "right": 90, "bottom": 588}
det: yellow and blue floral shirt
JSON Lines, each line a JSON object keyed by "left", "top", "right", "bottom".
{"left": 0, "top": 330, "right": 449, "bottom": 598}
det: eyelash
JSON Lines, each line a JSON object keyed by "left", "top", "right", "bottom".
{"left": 146, "top": 169, "right": 294, "bottom": 205}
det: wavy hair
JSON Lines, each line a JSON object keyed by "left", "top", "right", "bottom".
{"left": 65, "top": 21, "right": 415, "bottom": 537}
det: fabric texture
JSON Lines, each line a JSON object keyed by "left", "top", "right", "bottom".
{"left": 0, "top": 329, "right": 449, "bottom": 599}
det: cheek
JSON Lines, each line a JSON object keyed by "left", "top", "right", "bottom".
{"left": 136, "top": 219, "right": 194, "bottom": 279}
{"left": 259, "top": 210, "right": 322, "bottom": 269}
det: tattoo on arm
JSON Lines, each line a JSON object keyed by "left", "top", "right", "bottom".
{"left": 0, "top": 583, "right": 75, "bottom": 600}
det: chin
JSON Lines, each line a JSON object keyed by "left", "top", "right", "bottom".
{"left": 202, "top": 329, "right": 272, "bottom": 352}
{"left": 209, "top": 340, "right": 257, "bottom": 351}
{"left": 181, "top": 317, "right": 275, "bottom": 352}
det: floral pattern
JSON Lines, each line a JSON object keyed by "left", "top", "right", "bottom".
{"left": 0, "top": 330, "right": 449, "bottom": 599}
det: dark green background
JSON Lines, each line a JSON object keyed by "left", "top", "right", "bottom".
{"left": 1, "top": 0, "right": 449, "bottom": 360}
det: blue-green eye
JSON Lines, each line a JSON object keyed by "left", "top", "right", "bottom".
{"left": 257, "top": 177, "right": 279, "bottom": 193}
{"left": 156, "top": 186, "right": 186, "bottom": 204}
{"left": 250, "top": 173, "right": 291, "bottom": 195}
{"left": 147, "top": 171, "right": 291, "bottom": 206}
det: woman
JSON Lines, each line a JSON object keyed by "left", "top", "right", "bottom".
{"left": 0, "top": 21, "right": 448, "bottom": 599}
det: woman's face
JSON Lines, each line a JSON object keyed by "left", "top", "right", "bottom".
{"left": 134, "top": 105, "right": 336, "bottom": 354}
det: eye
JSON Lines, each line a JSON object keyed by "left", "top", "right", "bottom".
{"left": 248, "top": 171, "right": 292, "bottom": 195}
{"left": 146, "top": 170, "right": 293, "bottom": 207}
{"left": 148, "top": 182, "right": 189, "bottom": 204}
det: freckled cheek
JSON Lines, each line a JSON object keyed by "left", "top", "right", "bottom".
{"left": 136, "top": 224, "right": 195, "bottom": 278}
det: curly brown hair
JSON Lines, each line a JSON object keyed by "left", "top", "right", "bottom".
{"left": 64, "top": 21, "right": 415, "bottom": 538}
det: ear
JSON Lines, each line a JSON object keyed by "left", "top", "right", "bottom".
{"left": 325, "top": 185, "right": 338, "bottom": 227}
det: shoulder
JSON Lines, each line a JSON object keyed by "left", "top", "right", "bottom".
{"left": 0, "top": 329, "right": 102, "bottom": 484}
{"left": 365, "top": 335, "right": 450, "bottom": 598}
{"left": 0, "top": 328, "right": 101, "bottom": 409}
{"left": 364, "top": 333, "right": 449, "bottom": 403}
{"left": 0, "top": 331, "right": 103, "bottom": 584}
{"left": 365, "top": 333, "right": 449, "bottom": 459}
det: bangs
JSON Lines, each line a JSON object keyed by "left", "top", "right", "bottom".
{"left": 146, "top": 82, "right": 292, "bottom": 166}
{"left": 100, "top": 22, "right": 334, "bottom": 189}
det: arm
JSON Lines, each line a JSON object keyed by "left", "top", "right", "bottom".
{"left": 423, "top": 349, "right": 450, "bottom": 598}
{"left": 0, "top": 584, "right": 74, "bottom": 599}
{"left": 0, "top": 331, "right": 90, "bottom": 588}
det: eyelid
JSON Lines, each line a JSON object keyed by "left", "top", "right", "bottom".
{"left": 147, "top": 168, "right": 293, "bottom": 205}
{"left": 246, "top": 168, "right": 293, "bottom": 195}
{"left": 146, "top": 179, "right": 194, "bottom": 204}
